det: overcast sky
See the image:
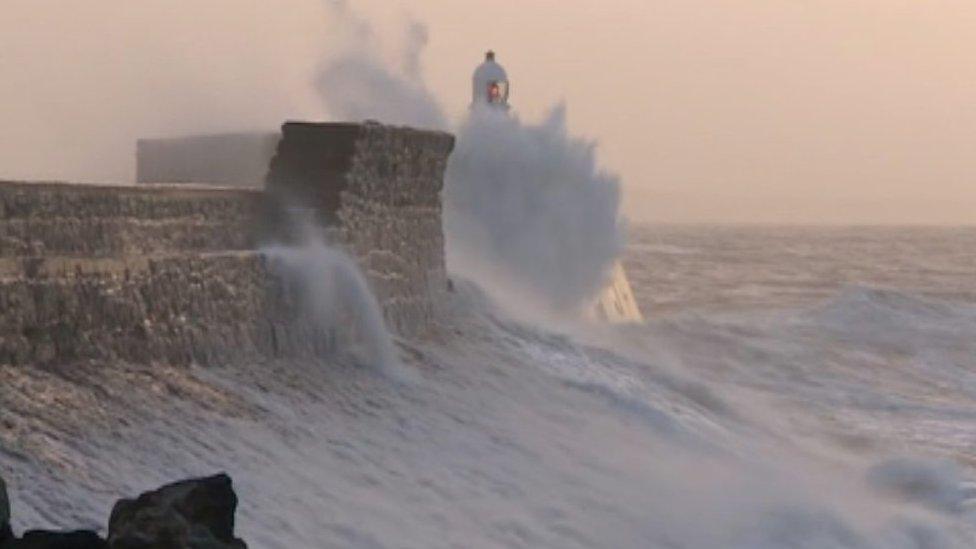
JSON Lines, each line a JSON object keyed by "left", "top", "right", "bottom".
{"left": 1, "top": 0, "right": 974, "bottom": 224}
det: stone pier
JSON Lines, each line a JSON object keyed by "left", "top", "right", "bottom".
{"left": 0, "top": 121, "right": 455, "bottom": 367}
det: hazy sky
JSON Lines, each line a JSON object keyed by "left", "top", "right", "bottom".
{"left": 1, "top": 0, "right": 974, "bottom": 224}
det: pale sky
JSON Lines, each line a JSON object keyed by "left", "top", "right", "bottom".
{"left": 1, "top": 0, "right": 974, "bottom": 224}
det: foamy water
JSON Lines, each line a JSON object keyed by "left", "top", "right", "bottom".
{"left": 2, "top": 225, "right": 974, "bottom": 548}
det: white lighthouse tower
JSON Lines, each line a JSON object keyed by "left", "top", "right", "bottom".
{"left": 472, "top": 51, "right": 510, "bottom": 109}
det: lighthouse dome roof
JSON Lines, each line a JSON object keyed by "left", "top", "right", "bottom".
{"left": 473, "top": 57, "right": 508, "bottom": 83}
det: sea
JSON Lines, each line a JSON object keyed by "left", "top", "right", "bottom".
{"left": 2, "top": 224, "right": 974, "bottom": 548}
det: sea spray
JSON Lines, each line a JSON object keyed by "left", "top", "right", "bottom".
{"left": 315, "top": 3, "right": 624, "bottom": 319}
{"left": 3, "top": 227, "right": 976, "bottom": 547}
{"left": 317, "top": 1, "right": 445, "bottom": 129}
{"left": 445, "top": 105, "right": 624, "bottom": 316}
{"left": 262, "top": 235, "right": 411, "bottom": 382}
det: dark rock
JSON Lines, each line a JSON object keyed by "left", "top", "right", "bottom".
{"left": 107, "top": 474, "right": 246, "bottom": 549}
{"left": 1, "top": 475, "right": 11, "bottom": 545}
{"left": 6, "top": 530, "right": 107, "bottom": 548}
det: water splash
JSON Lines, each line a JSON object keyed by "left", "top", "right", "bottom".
{"left": 262, "top": 233, "right": 411, "bottom": 382}
{"left": 445, "top": 106, "right": 624, "bottom": 316}
{"left": 316, "top": 1, "right": 445, "bottom": 129}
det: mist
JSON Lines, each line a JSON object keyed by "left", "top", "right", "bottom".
{"left": 1, "top": 4, "right": 975, "bottom": 548}
{"left": 0, "top": 2, "right": 334, "bottom": 182}
{"left": 3, "top": 1, "right": 976, "bottom": 223}
{"left": 316, "top": 1, "right": 446, "bottom": 129}
{"left": 445, "top": 106, "right": 624, "bottom": 315}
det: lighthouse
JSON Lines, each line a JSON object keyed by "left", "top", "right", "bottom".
{"left": 472, "top": 51, "right": 510, "bottom": 109}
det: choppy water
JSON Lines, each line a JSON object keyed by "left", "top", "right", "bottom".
{"left": 2, "top": 224, "right": 974, "bottom": 548}
{"left": 626, "top": 225, "right": 976, "bottom": 314}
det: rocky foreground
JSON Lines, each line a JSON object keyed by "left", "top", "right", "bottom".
{"left": 0, "top": 473, "right": 247, "bottom": 548}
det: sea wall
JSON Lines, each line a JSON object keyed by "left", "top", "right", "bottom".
{"left": 0, "top": 181, "right": 307, "bottom": 367}
{"left": 266, "top": 122, "right": 454, "bottom": 335}
{"left": 0, "top": 121, "right": 454, "bottom": 367}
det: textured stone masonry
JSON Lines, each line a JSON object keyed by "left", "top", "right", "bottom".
{"left": 0, "top": 182, "right": 261, "bottom": 256}
{"left": 266, "top": 121, "right": 454, "bottom": 336}
{"left": 0, "top": 121, "right": 455, "bottom": 367}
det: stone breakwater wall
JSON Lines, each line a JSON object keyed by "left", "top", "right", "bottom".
{"left": 266, "top": 122, "right": 454, "bottom": 335}
{"left": 0, "top": 121, "right": 454, "bottom": 367}
{"left": 0, "top": 181, "right": 317, "bottom": 367}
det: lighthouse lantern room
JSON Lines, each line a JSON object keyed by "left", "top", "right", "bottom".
{"left": 472, "top": 51, "right": 510, "bottom": 109}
